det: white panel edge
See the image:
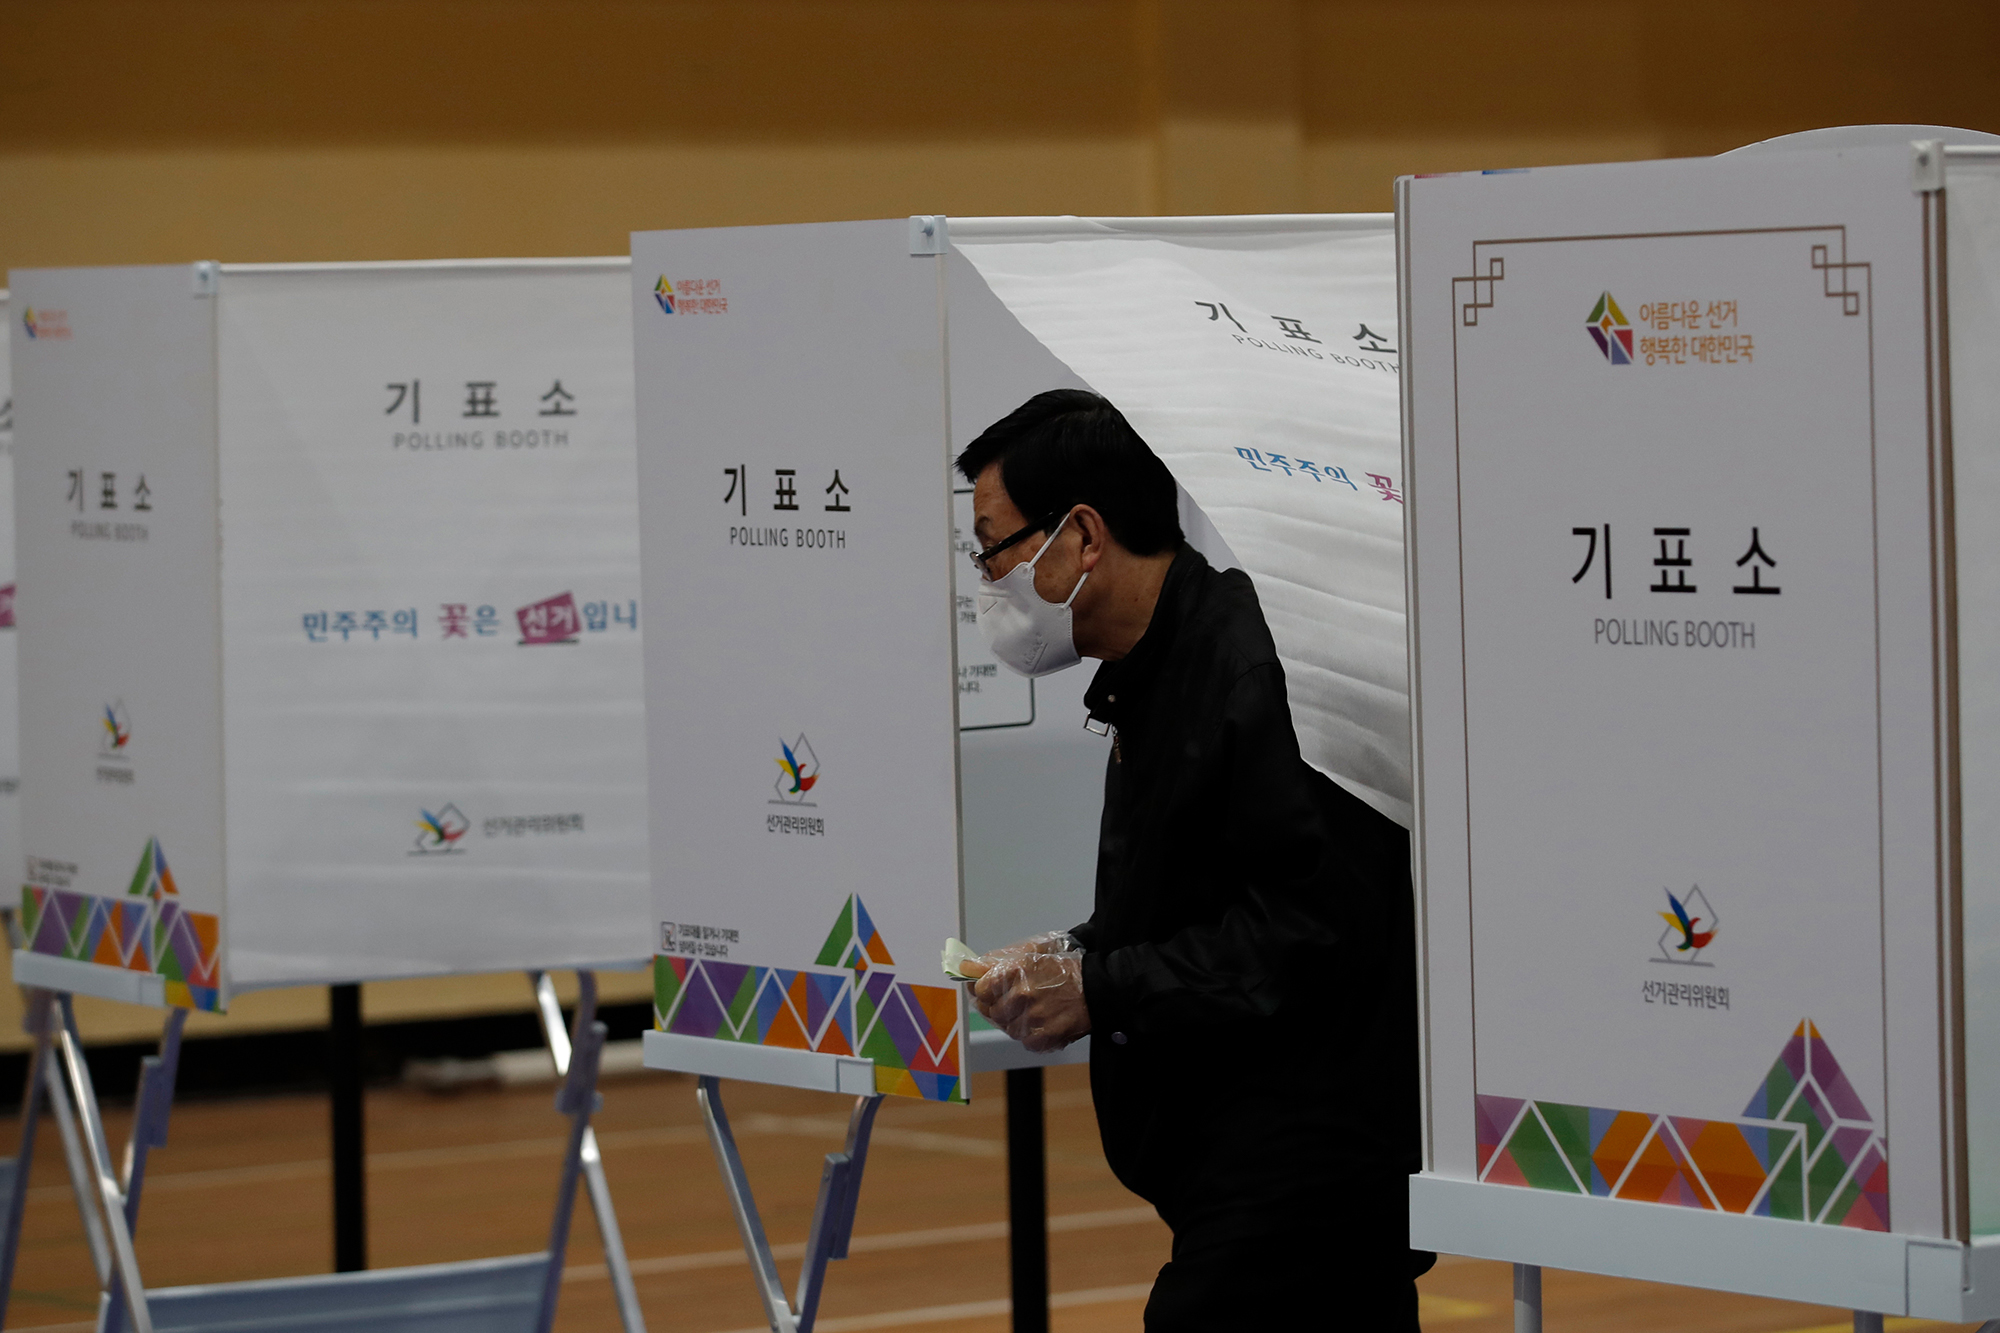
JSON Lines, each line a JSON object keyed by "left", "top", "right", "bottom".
{"left": 219, "top": 258, "right": 630, "bottom": 276}
{"left": 949, "top": 214, "right": 1392, "bottom": 242}
{"left": 1412, "top": 1175, "right": 1910, "bottom": 1313}
{"left": 642, "top": 1028, "right": 873, "bottom": 1093}
{"left": 13, "top": 949, "right": 167, "bottom": 1007}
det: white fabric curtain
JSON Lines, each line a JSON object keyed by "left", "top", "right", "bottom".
{"left": 953, "top": 217, "right": 1410, "bottom": 826}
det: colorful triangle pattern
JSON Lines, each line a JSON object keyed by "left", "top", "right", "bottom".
{"left": 21, "top": 837, "right": 223, "bottom": 1012}
{"left": 657, "top": 893, "right": 960, "bottom": 1103}
{"left": 1476, "top": 1021, "right": 1884, "bottom": 1229}
{"left": 812, "top": 893, "right": 897, "bottom": 973}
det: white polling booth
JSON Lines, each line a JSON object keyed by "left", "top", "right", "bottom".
{"left": 630, "top": 214, "right": 1404, "bottom": 1333}
{"left": 1399, "top": 128, "right": 2000, "bottom": 1322}
{"left": 6, "top": 259, "right": 653, "bottom": 1333}
{"left": 12, "top": 260, "right": 650, "bottom": 999}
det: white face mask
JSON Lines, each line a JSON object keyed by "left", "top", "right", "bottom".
{"left": 976, "top": 510, "right": 1089, "bottom": 678}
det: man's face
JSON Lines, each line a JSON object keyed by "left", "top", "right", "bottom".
{"left": 970, "top": 461, "right": 1079, "bottom": 603}
{"left": 970, "top": 461, "right": 1036, "bottom": 579}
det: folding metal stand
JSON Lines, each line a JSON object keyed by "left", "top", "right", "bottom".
{"left": 656, "top": 1024, "right": 1083, "bottom": 1333}
{"left": 320, "top": 970, "right": 647, "bottom": 1329}
{"left": 7, "top": 966, "right": 650, "bottom": 1333}
{"left": 697, "top": 1073, "right": 883, "bottom": 1333}
{"left": 40, "top": 975, "right": 609, "bottom": 1333}
{"left": 39, "top": 990, "right": 181, "bottom": 1333}
{"left": 5, "top": 988, "right": 108, "bottom": 1327}
{"left": 0, "top": 985, "right": 187, "bottom": 1332}
{"left": 531, "top": 970, "right": 648, "bottom": 1333}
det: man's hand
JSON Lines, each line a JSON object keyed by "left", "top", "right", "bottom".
{"left": 971, "top": 949, "right": 1091, "bottom": 1053}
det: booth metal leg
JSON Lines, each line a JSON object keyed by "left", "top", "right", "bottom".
{"left": 1005, "top": 1067, "right": 1050, "bottom": 1333}
{"left": 45, "top": 1017, "right": 112, "bottom": 1287}
{"left": 1853, "top": 1313, "right": 1884, "bottom": 1333}
{"left": 532, "top": 972, "right": 648, "bottom": 1333}
{"left": 1513, "top": 1263, "right": 1542, "bottom": 1333}
{"left": 580, "top": 1121, "right": 646, "bottom": 1327}
{"left": 533, "top": 972, "right": 608, "bottom": 1333}
{"left": 698, "top": 1073, "right": 883, "bottom": 1333}
{"left": 329, "top": 982, "right": 366, "bottom": 1273}
{"left": 793, "top": 1086, "right": 883, "bottom": 1329}
{"left": 99, "top": 1008, "right": 186, "bottom": 1333}
{"left": 54, "top": 995, "right": 155, "bottom": 1333}
{"left": 120, "top": 1008, "right": 187, "bottom": 1224}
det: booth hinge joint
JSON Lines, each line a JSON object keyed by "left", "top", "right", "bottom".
{"left": 191, "top": 261, "right": 220, "bottom": 297}
{"left": 1912, "top": 140, "right": 1946, "bottom": 193}
{"left": 909, "top": 215, "right": 950, "bottom": 256}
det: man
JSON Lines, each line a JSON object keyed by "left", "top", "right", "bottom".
{"left": 957, "top": 388, "right": 1425, "bottom": 1330}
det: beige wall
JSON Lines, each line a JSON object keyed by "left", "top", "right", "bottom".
{"left": 5, "top": 0, "right": 1998, "bottom": 271}
{"left": 3, "top": 0, "right": 1995, "bottom": 1041}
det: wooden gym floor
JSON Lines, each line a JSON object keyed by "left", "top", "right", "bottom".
{"left": 4, "top": 1063, "right": 1985, "bottom": 1332}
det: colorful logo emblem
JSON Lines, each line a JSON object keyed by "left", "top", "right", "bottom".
{"left": 772, "top": 734, "right": 820, "bottom": 805}
{"left": 654, "top": 277, "right": 676, "bottom": 314}
{"left": 1588, "top": 291, "right": 1634, "bottom": 365}
{"left": 22, "top": 306, "right": 70, "bottom": 341}
{"left": 1655, "top": 887, "right": 1718, "bottom": 965}
{"left": 412, "top": 804, "right": 471, "bottom": 855}
{"left": 99, "top": 700, "right": 132, "bottom": 757}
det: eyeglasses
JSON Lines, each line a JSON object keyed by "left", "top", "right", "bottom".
{"left": 970, "top": 511, "right": 1066, "bottom": 579}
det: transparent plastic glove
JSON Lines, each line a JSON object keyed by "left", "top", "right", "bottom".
{"left": 972, "top": 948, "right": 1090, "bottom": 1053}
{"left": 941, "top": 938, "right": 984, "bottom": 980}
{"left": 943, "top": 931, "right": 1080, "bottom": 981}
{"left": 982, "top": 930, "right": 1082, "bottom": 965}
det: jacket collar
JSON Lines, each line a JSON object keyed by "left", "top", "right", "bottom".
{"left": 1083, "top": 544, "right": 1205, "bottom": 729}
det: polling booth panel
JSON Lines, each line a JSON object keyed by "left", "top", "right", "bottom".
{"left": 7, "top": 259, "right": 654, "bottom": 1333}
{"left": 11, "top": 260, "right": 652, "bottom": 1006}
{"left": 12, "top": 266, "right": 228, "bottom": 1009}
{"left": 636, "top": 216, "right": 1410, "bottom": 1100}
{"left": 634, "top": 220, "right": 971, "bottom": 1100}
{"left": 212, "top": 262, "right": 648, "bottom": 986}
{"left": 1400, "top": 139, "right": 2000, "bottom": 1319}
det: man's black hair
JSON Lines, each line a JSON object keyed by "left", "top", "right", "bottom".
{"left": 954, "top": 389, "right": 1184, "bottom": 556}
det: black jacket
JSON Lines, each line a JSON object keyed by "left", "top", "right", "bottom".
{"left": 1072, "top": 545, "right": 1419, "bottom": 1241}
